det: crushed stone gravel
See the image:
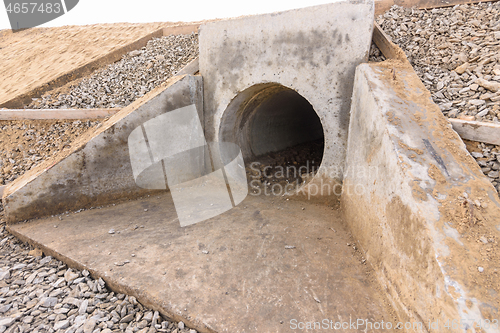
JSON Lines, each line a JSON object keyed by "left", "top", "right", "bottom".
{"left": 376, "top": 2, "right": 500, "bottom": 122}
{"left": 0, "top": 120, "right": 101, "bottom": 186}
{"left": 0, "top": 209, "right": 197, "bottom": 333}
{"left": 29, "top": 33, "right": 198, "bottom": 109}
{"left": 372, "top": 3, "right": 500, "bottom": 195}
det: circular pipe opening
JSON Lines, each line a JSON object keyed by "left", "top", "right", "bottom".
{"left": 219, "top": 83, "right": 324, "bottom": 192}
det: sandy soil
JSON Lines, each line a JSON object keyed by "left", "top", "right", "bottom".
{"left": 0, "top": 22, "right": 169, "bottom": 106}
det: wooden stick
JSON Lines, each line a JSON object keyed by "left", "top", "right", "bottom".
{"left": 449, "top": 118, "right": 500, "bottom": 145}
{"left": 0, "top": 108, "right": 120, "bottom": 120}
{"left": 372, "top": 23, "right": 410, "bottom": 62}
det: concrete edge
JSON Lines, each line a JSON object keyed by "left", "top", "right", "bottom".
{"left": 342, "top": 60, "right": 500, "bottom": 332}
{"left": 177, "top": 57, "right": 199, "bottom": 76}
{"left": 5, "top": 225, "right": 217, "bottom": 333}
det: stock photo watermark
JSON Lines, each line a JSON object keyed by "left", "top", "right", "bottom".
{"left": 4, "top": 0, "right": 79, "bottom": 30}
{"left": 128, "top": 104, "right": 248, "bottom": 227}
{"left": 247, "top": 161, "right": 379, "bottom": 199}
{"left": 289, "top": 317, "right": 499, "bottom": 331}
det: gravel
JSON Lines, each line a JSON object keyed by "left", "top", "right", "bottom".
{"left": 372, "top": 3, "right": 500, "bottom": 195}
{"left": 0, "top": 120, "right": 101, "bottom": 186}
{"left": 246, "top": 140, "right": 324, "bottom": 196}
{"left": 467, "top": 141, "right": 500, "bottom": 193}
{"left": 0, "top": 211, "right": 197, "bottom": 333}
{"left": 375, "top": 2, "right": 500, "bottom": 122}
{"left": 29, "top": 33, "right": 199, "bottom": 109}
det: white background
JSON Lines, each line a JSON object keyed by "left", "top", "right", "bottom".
{"left": 0, "top": 0, "right": 336, "bottom": 30}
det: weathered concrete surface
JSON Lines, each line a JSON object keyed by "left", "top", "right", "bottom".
{"left": 8, "top": 193, "right": 395, "bottom": 333}
{"left": 2, "top": 75, "right": 203, "bottom": 223}
{"left": 199, "top": 1, "right": 374, "bottom": 180}
{"left": 342, "top": 61, "right": 500, "bottom": 332}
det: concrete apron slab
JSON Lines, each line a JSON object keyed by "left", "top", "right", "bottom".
{"left": 8, "top": 194, "right": 395, "bottom": 333}
{"left": 342, "top": 61, "right": 500, "bottom": 331}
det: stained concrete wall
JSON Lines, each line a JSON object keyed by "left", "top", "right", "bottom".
{"left": 342, "top": 61, "right": 500, "bottom": 331}
{"left": 199, "top": 1, "right": 374, "bottom": 181}
{"left": 3, "top": 75, "right": 203, "bottom": 223}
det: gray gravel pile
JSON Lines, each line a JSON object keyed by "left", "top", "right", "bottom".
{"left": 469, "top": 141, "right": 500, "bottom": 192}
{"left": 0, "top": 217, "right": 197, "bottom": 333}
{"left": 368, "top": 42, "right": 386, "bottom": 63}
{"left": 29, "top": 33, "right": 198, "bottom": 109}
{"left": 0, "top": 120, "right": 101, "bottom": 186}
{"left": 376, "top": 2, "right": 500, "bottom": 122}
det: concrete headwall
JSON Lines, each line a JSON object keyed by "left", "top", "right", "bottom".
{"left": 199, "top": 1, "right": 374, "bottom": 181}
{"left": 3, "top": 75, "right": 203, "bottom": 223}
{"left": 342, "top": 61, "right": 500, "bottom": 331}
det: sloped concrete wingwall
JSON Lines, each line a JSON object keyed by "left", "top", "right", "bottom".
{"left": 342, "top": 62, "right": 500, "bottom": 332}
{"left": 3, "top": 75, "right": 203, "bottom": 223}
{"left": 199, "top": 1, "right": 374, "bottom": 182}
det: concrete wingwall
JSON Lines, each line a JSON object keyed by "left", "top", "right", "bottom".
{"left": 3, "top": 75, "right": 203, "bottom": 223}
{"left": 199, "top": 1, "right": 374, "bottom": 183}
{"left": 342, "top": 61, "right": 500, "bottom": 331}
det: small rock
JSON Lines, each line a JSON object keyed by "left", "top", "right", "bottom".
{"left": 476, "top": 109, "right": 489, "bottom": 118}
{"left": 108, "top": 229, "right": 115, "bottom": 234}
{"left": 454, "top": 62, "right": 469, "bottom": 74}
{"left": 120, "top": 313, "right": 135, "bottom": 323}
{"left": 488, "top": 171, "right": 499, "bottom": 178}
{"left": 54, "top": 319, "right": 70, "bottom": 330}
{"left": 178, "top": 321, "right": 185, "bottom": 330}
{"left": 0, "top": 270, "right": 10, "bottom": 281}
{"left": 469, "top": 99, "right": 486, "bottom": 106}
{"left": 64, "top": 269, "right": 79, "bottom": 282}
{"left": 28, "top": 248, "right": 43, "bottom": 257}
{"left": 39, "top": 296, "right": 58, "bottom": 308}
{"left": 0, "top": 318, "right": 15, "bottom": 328}
{"left": 83, "top": 318, "right": 96, "bottom": 333}
{"left": 471, "top": 152, "right": 484, "bottom": 158}
{"left": 129, "top": 50, "right": 142, "bottom": 57}
{"left": 478, "top": 267, "right": 484, "bottom": 273}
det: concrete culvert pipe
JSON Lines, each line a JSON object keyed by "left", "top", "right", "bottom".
{"left": 219, "top": 83, "right": 325, "bottom": 166}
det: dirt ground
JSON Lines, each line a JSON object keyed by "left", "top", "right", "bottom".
{"left": 0, "top": 23, "right": 168, "bottom": 106}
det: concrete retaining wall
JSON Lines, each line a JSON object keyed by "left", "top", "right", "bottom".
{"left": 3, "top": 75, "right": 203, "bottom": 223}
{"left": 342, "top": 61, "right": 500, "bottom": 331}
